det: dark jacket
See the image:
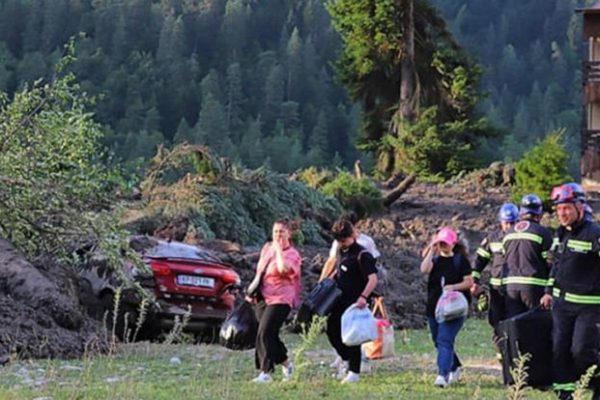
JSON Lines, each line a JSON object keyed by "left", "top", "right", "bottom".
{"left": 502, "top": 219, "right": 552, "bottom": 288}
{"left": 547, "top": 219, "right": 600, "bottom": 304}
{"left": 473, "top": 228, "right": 506, "bottom": 287}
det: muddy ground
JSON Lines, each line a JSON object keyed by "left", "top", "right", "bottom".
{"left": 5, "top": 178, "right": 599, "bottom": 360}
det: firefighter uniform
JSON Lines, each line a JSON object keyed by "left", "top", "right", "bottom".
{"left": 502, "top": 219, "right": 552, "bottom": 318}
{"left": 473, "top": 229, "right": 506, "bottom": 329}
{"left": 548, "top": 219, "right": 600, "bottom": 397}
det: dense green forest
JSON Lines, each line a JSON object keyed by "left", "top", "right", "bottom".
{"left": 431, "top": 0, "right": 591, "bottom": 169}
{"left": 0, "top": 0, "right": 592, "bottom": 175}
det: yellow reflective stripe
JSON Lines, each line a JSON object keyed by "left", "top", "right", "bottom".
{"left": 542, "top": 251, "right": 549, "bottom": 259}
{"left": 503, "top": 232, "right": 543, "bottom": 244}
{"left": 553, "top": 288, "right": 561, "bottom": 297}
{"left": 552, "top": 237, "right": 560, "bottom": 246}
{"left": 547, "top": 278, "right": 555, "bottom": 286}
{"left": 567, "top": 239, "right": 592, "bottom": 249}
{"left": 476, "top": 248, "right": 491, "bottom": 258}
{"left": 490, "top": 278, "right": 503, "bottom": 286}
{"left": 564, "top": 293, "right": 600, "bottom": 304}
{"left": 503, "top": 276, "right": 548, "bottom": 286}
{"left": 553, "top": 383, "right": 576, "bottom": 391}
{"left": 471, "top": 271, "right": 481, "bottom": 279}
{"left": 490, "top": 242, "right": 503, "bottom": 252}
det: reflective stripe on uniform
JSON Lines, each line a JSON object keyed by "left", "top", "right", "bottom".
{"left": 552, "top": 288, "right": 600, "bottom": 304}
{"left": 490, "top": 277, "right": 503, "bottom": 286}
{"left": 541, "top": 251, "right": 548, "bottom": 259}
{"left": 566, "top": 239, "right": 592, "bottom": 252}
{"left": 503, "top": 276, "right": 548, "bottom": 286}
{"left": 472, "top": 271, "right": 481, "bottom": 279}
{"left": 476, "top": 247, "right": 491, "bottom": 259}
{"left": 503, "top": 232, "right": 544, "bottom": 244}
{"left": 490, "top": 242, "right": 503, "bottom": 253}
{"left": 547, "top": 277, "right": 555, "bottom": 287}
{"left": 553, "top": 382, "right": 576, "bottom": 392}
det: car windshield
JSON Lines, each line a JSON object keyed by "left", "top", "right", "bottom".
{"left": 144, "top": 241, "right": 222, "bottom": 263}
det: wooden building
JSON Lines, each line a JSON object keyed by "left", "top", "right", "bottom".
{"left": 580, "top": 0, "right": 600, "bottom": 187}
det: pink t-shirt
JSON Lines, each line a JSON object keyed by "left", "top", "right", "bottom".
{"left": 256, "top": 243, "right": 302, "bottom": 308}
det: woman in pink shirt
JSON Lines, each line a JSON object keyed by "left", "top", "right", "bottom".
{"left": 246, "top": 218, "right": 302, "bottom": 383}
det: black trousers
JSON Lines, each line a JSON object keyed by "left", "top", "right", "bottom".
{"left": 254, "top": 302, "right": 291, "bottom": 373}
{"left": 552, "top": 298, "right": 600, "bottom": 396}
{"left": 505, "top": 285, "right": 544, "bottom": 319}
{"left": 326, "top": 302, "right": 361, "bottom": 374}
{"left": 489, "top": 285, "right": 506, "bottom": 329}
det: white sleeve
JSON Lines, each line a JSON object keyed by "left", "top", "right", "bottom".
{"left": 329, "top": 240, "right": 338, "bottom": 259}
{"left": 357, "top": 234, "right": 380, "bottom": 258}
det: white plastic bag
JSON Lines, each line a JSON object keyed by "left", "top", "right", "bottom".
{"left": 435, "top": 290, "right": 468, "bottom": 323}
{"left": 341, "top": 304, "right": 378, "bottom": 346}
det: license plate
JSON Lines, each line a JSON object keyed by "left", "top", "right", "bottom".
{"left": 176, "top": 275, "right": 215, "bottom": 288}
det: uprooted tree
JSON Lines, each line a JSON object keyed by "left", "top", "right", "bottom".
{"left": 128, "top": 144, "right": 342, "bottom": 246}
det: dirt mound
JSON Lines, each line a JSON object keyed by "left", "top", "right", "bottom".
{"left": 0, "top": 239, "right": 107, "bottom": 361}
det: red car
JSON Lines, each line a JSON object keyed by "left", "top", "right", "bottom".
{"left": 79, "top": 237, "right": 241, "bottom": 341}
{"left": 143, "top": 240, "right": 240, "bottom": 334}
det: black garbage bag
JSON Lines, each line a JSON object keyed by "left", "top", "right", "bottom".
{"left": 219, "top": 301, "right": 258, "bottom": 350}
{"left": 287, "top": 303, "right": 314, "bottom": 334}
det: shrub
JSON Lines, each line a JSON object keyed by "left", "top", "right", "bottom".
{"left": 321, "top": 171, "right": 383, "bottom": 218}
{"left": 511, "top": 130, "right": 572, "bottom": 209}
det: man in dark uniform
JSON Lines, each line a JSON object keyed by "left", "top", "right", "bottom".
{"left": 503, "top": 194, "right": 552, "bottom": 318}
{"left": 541, "top": 184, "right": 600, "bottom": 400}
{"left": 326, "top": 219, "right": 378, "bottom": 384}
{"left": 471, "top": 203, "right": 518, "bottom": 359}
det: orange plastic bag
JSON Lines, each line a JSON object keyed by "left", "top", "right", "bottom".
{"left": 362, "top": 297, "right": 395, "bottom": 359}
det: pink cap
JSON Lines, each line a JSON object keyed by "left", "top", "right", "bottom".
{"left": 433, "top": 227, "right": 458, "bottom": 246}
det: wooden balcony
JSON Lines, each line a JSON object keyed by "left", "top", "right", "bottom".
{"left": 584, "top": 61, "right": 600, "bottom": 84}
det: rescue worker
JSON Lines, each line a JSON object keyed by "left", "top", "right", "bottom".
{"left": 541, "top": 184, "right": 600, "bottom": 400}
{"left": 502, "top": 194, "right": 552, "bottom": 318}
{"left": 471, "top": 203, "right": 518, "bottom": 358}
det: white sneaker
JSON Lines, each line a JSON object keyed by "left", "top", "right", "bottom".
{"left": 252, "top": 372, "right": 273, "bottom": 383}
{"left": 434, "top": 375, "right": 448, "bottom": 388}
{"left": 360, "top": 359, "right": 371, "bottom": 374}
{"left": 334, "top": 361, "right": 349, "bottom": 379}
{"left": 341, "top": 371, "right": 360, "bottom": 384}
{"left": 282, "top": 362, "right": 293, "bottom": 382}
{"left": 448, "top": 367, "right": 461, "bottom": 384}
{"left": 330, "top": 355, "right": 343, "bottom": 369}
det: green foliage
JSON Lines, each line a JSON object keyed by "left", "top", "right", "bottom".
{"left": 321, "top": 171, "right": 383, "bottom": 218}
{"left": 0, "top": 0, "right": 361, "bottom": 173}
{"left": 297, "top": 166, "right": 335, "bottom": 189}
{"left": 327, "top": 0, "right": 497, "bottom": 178}
{"left": 512, "top": 130, "right": 572, "bottom": 208}
{"left": 0, "top": 46, "right": 125, "bottom": 260}
{"left": 139, "top": 144, "right": 341, "bottom": 246}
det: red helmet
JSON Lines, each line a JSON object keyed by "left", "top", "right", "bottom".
{"left": 551, "top": 184, "right": 582, "bottom": 205}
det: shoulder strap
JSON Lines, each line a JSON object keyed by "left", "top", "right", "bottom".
{"left": 356, "top": 250, "right": 367, "bottom": 278}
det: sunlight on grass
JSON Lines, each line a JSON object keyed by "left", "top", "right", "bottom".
{"left": 0, "top": 318, "right": 557, "bottom": 399}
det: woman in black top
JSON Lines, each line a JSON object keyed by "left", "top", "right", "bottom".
{"left": 326, "top": 219, "right": 378, "bottom": 384}
{"left": 420, "top": 227, "right": 473, "bottom": 388}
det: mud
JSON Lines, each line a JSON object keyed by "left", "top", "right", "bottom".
{"left": 0, "top": 239, "right": 107, "bottom": 361}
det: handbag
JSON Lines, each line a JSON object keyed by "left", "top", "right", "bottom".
{"left": 362, "top": 296, "right": 395, "bottom": 359}
{"left": 435, "top": 277, "right": 468, "bottom": 323}
{"left": 303, "top": 277, "right": 342, "bottom": 316}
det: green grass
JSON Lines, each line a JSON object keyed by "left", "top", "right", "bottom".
{"left": 0, "top": 318, "right": 563, "bottom": 399}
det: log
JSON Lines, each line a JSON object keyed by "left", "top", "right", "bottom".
{"left": 383, "top": 173, "right": 416, "bottom": 207}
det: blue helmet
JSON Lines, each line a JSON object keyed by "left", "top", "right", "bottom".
{"left": 520, "top": 194, "right": 543, "bottom": 216}
{"left": 498, "top": 203, "right": 519, "bottom": 223}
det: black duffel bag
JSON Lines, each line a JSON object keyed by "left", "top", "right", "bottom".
{"left": 498, "top": 306, "right": 552, "bottom": 388}
{"left": 303, "top": 278, "right": 342, "bottom": 317}
{"left": 219, "top": 300, "right": 258, "bottom": 350}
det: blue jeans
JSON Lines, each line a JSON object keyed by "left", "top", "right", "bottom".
{"left": 427, "top": 316, "right": 464, "bottom": 378}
